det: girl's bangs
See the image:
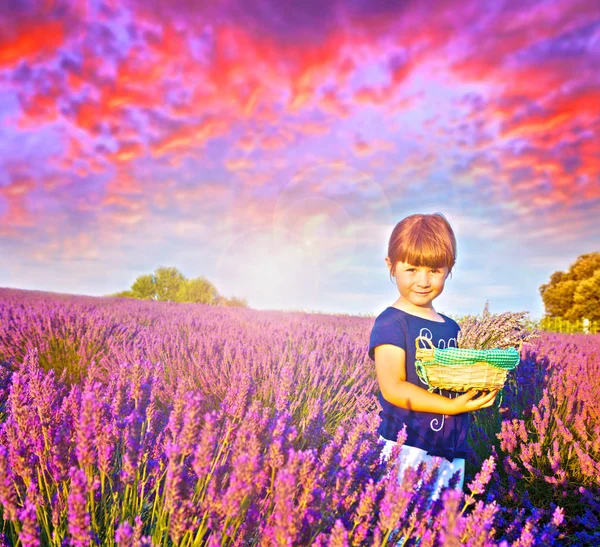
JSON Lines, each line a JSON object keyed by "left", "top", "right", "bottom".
{"left": 400, "top": 236, "right": 452, "bottom": 269}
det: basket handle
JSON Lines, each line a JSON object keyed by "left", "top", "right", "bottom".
{"left": 414, "top": 336, "right": 435, "bottom": 392}
{"left": 415, "top": 360, "right": 434, "bottom": 392}
{"left": 415, "top": 335, "right": 435, "bottom": 352}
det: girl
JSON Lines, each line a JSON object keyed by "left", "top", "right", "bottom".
{"left": 368, "top": 213, "right": 498, "bottom": 500}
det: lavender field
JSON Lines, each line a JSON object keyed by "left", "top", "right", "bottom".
{"left": 0, "top": 288, "right": 598, "bottom": 546}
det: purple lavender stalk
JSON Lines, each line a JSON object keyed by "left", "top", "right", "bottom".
{"left": 67, "top": 467, "right": 91, "bottom": 547}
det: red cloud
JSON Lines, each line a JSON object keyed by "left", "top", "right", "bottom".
{"left": 0, "top": 171, "right": 36, "bottom": 231}
{"left": 224, "top": 158, "right": 254, "bottom": 172}
{"left": 447, "top": 3, "right": 600, "bottom": 207}
{"left": 0, "top": 20, "right": 64, "bottom": 68}
{"left": 105, "top": 169, "right": 144, "bottom": 196}
{"left": 353, "top": 87, "right": 386, "bottom": 106}
{"left": 150, "top": 119, "right": 229, "bottom": 157}
{"left": 352, "top": 135, "right": 396, "bottom": 158}
{"left": 1, "top": 0, "right": 598, "bottom": 239}
{"left": 112, "top": 142, "right": 145, "bottom": 163}
{"left": 17, "top": 89, "right": 61, "bottom": 128}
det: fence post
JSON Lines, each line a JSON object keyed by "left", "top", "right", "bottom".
{"left": 583, "top": 317, "right": 590, "bottom": 334}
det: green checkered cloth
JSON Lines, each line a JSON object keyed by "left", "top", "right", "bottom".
{"left": 421, "top": 346, "right": 520, "bottom": 370}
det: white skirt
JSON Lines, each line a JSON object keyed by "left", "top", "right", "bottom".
{"left": 379, "top": 436, "right": 465, "bottom": 501}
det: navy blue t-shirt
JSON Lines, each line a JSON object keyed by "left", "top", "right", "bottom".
{"left": 368, "top": 306, "right": 468, "bottom": 461}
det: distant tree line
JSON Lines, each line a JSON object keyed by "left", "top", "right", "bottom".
{"left": 539, "top": 252, "right": 600, "bottom": 321}
{"left": 108, "top": 266, "right": 248, "bottom": 307}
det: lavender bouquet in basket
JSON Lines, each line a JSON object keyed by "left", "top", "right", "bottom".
{"left": 457, "top": 301, "right": 539, "bottom": 350}
{"left": 415, "top": 302, "right": 539, "bottom": 392}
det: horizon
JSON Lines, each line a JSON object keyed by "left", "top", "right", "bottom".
{"left": 1, "top": 1, "right": 598, "bottom": 319}
{"left": 0, "top": 284, "right": 557, "bottom": 322}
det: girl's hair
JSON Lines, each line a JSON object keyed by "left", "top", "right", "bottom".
{"left": 388, "top": 213, "right": 457, "bottom": 282}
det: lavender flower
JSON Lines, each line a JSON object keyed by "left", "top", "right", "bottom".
{"left": 457, "top": 301, "right": 539, "bottom": 350}
{"left": 376, "top": 462, "right": 418, "bottom": 536}
{"left": 512, "top": 519, "right": 535, "bottom": 547}
{"left": 115, "top": 520, "right": 133, "bottom": 547}
{"left": 1, "top": 288, "right": 598, "bottom": 546}
{"left": 192, "top": 411, "right": 219, "bottom": 479}
{"left": 437, "top": 488, "right": 464, "bottom": 547}
{"left": 164, "top": 442, "right": 195, "bottom": 544}
{"left": 552, "top": 506, "right": 565, "bottom": 527}
{"left": 0, "top": 445, "right": 19, "bottom": 521}
{"left": 327, "top": 519, "right": 349, "bottom": 547}
{"left": 261, "top": 466, "right": 302, "bottom": 544}
{"left": 121, "top": 411, "right": 144, "bottom": 483}
{"left": 18, "top": 493, "right": 40, "bottom": 547}
{"left": 75, "top": 386, "right": 99, "bottom": 469}
{"left": 97, "top": 421, "right": 116, "bottom": 477}
{"left": 467, "top": 456, "right": 496, "bottom": 498}
{"left": 351, "top": 479, "right": 380, "bottom": 544}
{"left": 67, "top": 467, "right": 91, "bottom": 547}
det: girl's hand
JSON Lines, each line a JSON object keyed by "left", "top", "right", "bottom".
{"left": 445, "top": 390, "right": 499, "bottom": 415}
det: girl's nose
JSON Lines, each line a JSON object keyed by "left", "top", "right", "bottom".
{"left": 417, "top": 272, "right": 431, "bottom": 286}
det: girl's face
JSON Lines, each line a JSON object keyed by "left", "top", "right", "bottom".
{"left": 386, "top": 259, "right": 450, "bottom": 309}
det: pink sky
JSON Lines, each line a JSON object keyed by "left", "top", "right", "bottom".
{"left": 0, "top": 0, "right": 598, "bottom": 318}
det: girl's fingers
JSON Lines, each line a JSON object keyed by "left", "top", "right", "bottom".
{"left": 457, "top": 390, "right": 479, "bottom": 402}
{"left": 468, "top": 390, "right": 498, "bottom": 408}
{"left": 478, "top": 390, "right": 499, "bottom": 407}
{"left": 451, "top": 389, "right": 500, "bottom": 412}
{"left": 481, "top": 390, "right": 497, "bottom": 403}
{"left": 482, "top": 395, "right": 496, "bottom": 408}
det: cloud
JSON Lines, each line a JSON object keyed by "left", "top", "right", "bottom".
{"left": 150, "top": 119, "right": 229, "bottom": 157}
{"left": 0, "top": 19, "right": 65, "bottom": 68}
{"left": 0, "top": 0, "right": 598, "bottom": 315}
{"left": 444, "top": 1, "right": 600, "bottom": 211}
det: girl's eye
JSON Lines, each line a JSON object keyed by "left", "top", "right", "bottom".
{"left": 406, "top": 267, "right": 442, "bottom": 273}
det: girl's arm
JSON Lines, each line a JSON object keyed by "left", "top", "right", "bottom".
{"left": 374, "top": 344, "right": 497, "bottom": 415}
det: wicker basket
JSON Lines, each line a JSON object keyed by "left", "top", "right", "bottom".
{"left": 414, "top": 336, "right": 522, "bottom": 392}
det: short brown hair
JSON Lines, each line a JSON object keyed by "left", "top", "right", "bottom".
{"left": 387, "top": 213, "right": 457, "bottom": 282}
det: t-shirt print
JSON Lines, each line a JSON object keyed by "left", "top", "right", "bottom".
{"left": 416, "top": 327, "right": 458, "bottom": 432}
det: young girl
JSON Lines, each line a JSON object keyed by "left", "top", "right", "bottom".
{"left": 368, "top": 213, "right": 498, "bottom": 500}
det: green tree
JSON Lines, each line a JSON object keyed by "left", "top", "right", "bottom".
{"left": 131, "top": 274, "right": 157, "bottom": 300}
{"left": 110, "top": 266, "right": 248, "bottom": 308}
{"left": 567, "top": 269, "right": 600, "bottom": 321}
{"left": 227, "top": 296, "right": 248, "bottom": 308}
{"left": 176, "top": 277, "right": 219, "bottom": 304}
{"left": 109, "top": 290, "right": 135, "bottom": 298}
{"left": 539, "top": 278, "right": 578, "bottom": 317}
{"left": 569, "top": 253, "right": 600, "bottom": 281}
{"left": 154, "top": 266, "right": 187, "bottom": 302}
{"left": 540, "top": 252, "right": 600, "bottom": 320}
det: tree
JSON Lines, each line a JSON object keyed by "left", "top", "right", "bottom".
{"left": 109, "top": 265, "right": 249, "bottom": 308}
{"left": 227, "top": 296, "right": 248, "bottom": 308}
{"left": 538, "top": 278, "right": 578, "bottom": 317}
{"left": 176, "top": 277, "right": 219, "bottom": 304}
{"left": 567, "top": 269, "right": 600, "bottom": 321}
{"left": 569, "top": 253, "right": 600, "bottom": 281}
{"left": 131, "top": 274, "right": 157, "bottom": 300}
{"left": 540, "top": 252, "right": 600, "bottom": 320}
{"left": 110, "top": 290, "right": 135, "bottom": 298}
{"left": 154, "top": 266, "right": 187, "bottom": 302}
